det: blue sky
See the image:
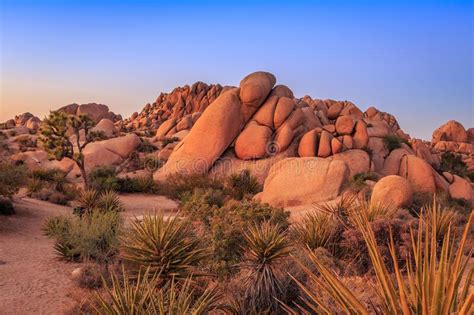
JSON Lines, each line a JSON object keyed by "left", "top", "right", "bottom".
{"left": 1, "top": 0, "right": 472, "bottom": 139}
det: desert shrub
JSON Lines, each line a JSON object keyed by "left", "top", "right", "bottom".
{"left": 235, "top": 222, "right": 290, "bottom": 314}
{"left": 361, "top": 146, "right": 373, "bottom": 157}
{"left": 382, "top": 134, "right": 409, "bottom": 151}
{"left": 92, "top": 268, "right": 221, "bottom": 314}
{"left": 0, "top": 160, "right": 27, "bottom": 199}
{"left": 439, "top": 151, "right": 468, "bottom": 177}
{"left": 292, "top": 211, "right": 338, "bottom": 252}
{"left": 43, "top": 211, "right": 122, "bottom": 262}
{"left": 225, "top": 169, "right": 262, "bottom": 200}
{"left": 357, "top": 198, "right": 399, "bottom": 222}
{"left": 349, "top": 172, "right": 375, "bottom": 192}
{"left": 117, "top": 176, "right": 157, "bottom": 193}
{"left": 339, "top": 209, "right": 414, "bottom": 275}
{"left": 0, "top": 198, "right": 15, "bottom": 215}
{"left": 137, "top": 139, "right": 157, "bottom": 152}
{"left": 162, "top": 136, "right": 179, "bottom": 146}
{"left": 419, "top": 198, "right": 457, "bottom": 241}
{"left": 162, "top": 173, "right": 224, "bottom": 200}
{"left": 28, "top": 168, "right": 76, "bottom": 205}
{"left": 88, "top": 166, "right": 119, "bottom": 192}
{"left": 120, "top": 213, "right": 206, "bottom": 281}
{"left": 203, "top": 200, "right": 290, "bottom": 277}
{"left": 96, "top": 190, "right": 124, "bottom": 212}
{"left": 181, "top": 188, "right": 226, "bottom": 224}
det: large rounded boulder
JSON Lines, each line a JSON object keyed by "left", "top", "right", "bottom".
{"left": 371, "top": 175, "right": 413, "bottom": 208}
{"left": 260, "top": 158, "right": 349, "bottom": 207}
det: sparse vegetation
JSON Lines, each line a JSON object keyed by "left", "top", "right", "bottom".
{"left": 226, "top": 169, "right": 262, "bottom": 200}
{"left": 0, "top": 160, "right": 27, "bottom": 215}
{"left": 292, "top": 210, "right": 338, "bottom": 251}
{"left": 88, "top": 166, "right": 120, "bottom": 192}
{"left": 43, "top": 210, "right": 122, "bottom": 262}
{"left": 439, "top": 151, "right": 468, "bottom": 177}
{"left": 27, "top": 168, "right": 77, "bottom": 205}
{"left": 382, "top": 134, "right": 409, "bottom": 151}
{"left": 161, "top": 136, "right": 179, "bottom": 146}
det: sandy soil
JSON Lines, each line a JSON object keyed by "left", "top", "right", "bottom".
{"left": 0, "top": 194, "right": 178, "bottom": 315}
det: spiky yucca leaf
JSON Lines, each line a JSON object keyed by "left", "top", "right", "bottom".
{"left": 121, "top": 213, "right": 206, "bottom": 281}
{"left": 357, "top": 198, "right": 399, "bottom": 222}
{"left": 93, "top": 267, "right": 222, "bottom": 315}
{"left": 97, "top": 190, "right": 124, "bottom": 212}
{"left": 239, "top": 222, "right": 291, "bottom": 313}
{"left": 289, "top": 207, "right": 474, "bottom": 314}
{"left": 292, "top": 211, "right": 337, "bottom": 251}
{"left": 419, "top": 197, "right": 457, "bottom": 240}
{"left": 312, "top": 195, "right": 356, "bottom": 229}
{"left": 78, "top": 189, "right": 100, "bottom": 211}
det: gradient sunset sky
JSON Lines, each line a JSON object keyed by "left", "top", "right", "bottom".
{"left": 1, "top": 0, "right": 472, "bottom": 140}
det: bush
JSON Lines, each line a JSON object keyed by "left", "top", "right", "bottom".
{"left": 382, "top": 135, "right": 409, "bottom": 151}
{"left": 467, "top": 172, "right": 474, "bottom": 182}
{"left": 202, "top": 200, "right": 289, "bottom": 277}
{"left": 161, "top": 173, "right": 224, "bottom": 200}
{"left": 439, "top": 152, "right": 468, "bottom": 177}
{"left": 43, "top": 211, "right": 122, "bottom": 262}
{"left": 162, "top": 136, "right": 179, "bottom": 146}
{"left": 225, "top": 170, "right": 261, "bottom": 200}
{"left": 117, "top": 176, "right": 157, "bottom": 193}
{"left": 0, "top": 160, "right": 27, "bottom": 198}
{"left": 349, "top": 172, "right": 375, "bottom": 192}
{"left": 137, "top": 139, "right": 157, "bottom": 153}
{"left": 88, "top": 166, "right": 119, "bottom": 192}
{"left": 121, "top": 213, "right": 206, "bottom": 281}
{"left": 181, "top": 188, "right": 225, "bottom": 224}
{"left": 28, "top": 168, "right": 76, "bottom": 205}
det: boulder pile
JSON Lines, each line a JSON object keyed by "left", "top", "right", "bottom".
{"left": 1, "top": 71, "right": 473, "bottom": 207}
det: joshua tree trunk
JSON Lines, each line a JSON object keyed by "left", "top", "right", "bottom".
{"left": 78, "top": 161, "right": 89, "bottom": 190}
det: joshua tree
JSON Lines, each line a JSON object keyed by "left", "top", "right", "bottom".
{"left": 40, "top": 111, "right": 98, "bottom": 189}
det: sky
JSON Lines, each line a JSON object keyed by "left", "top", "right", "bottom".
{"left": 0, "top": 0, "right": 472, "bottom": 140}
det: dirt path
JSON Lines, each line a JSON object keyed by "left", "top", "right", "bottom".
{"left": 0, "top": 194, "right": 178, "bottom": 314}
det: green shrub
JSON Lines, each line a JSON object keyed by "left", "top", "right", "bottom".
{"left": 0, "top": 160, "right": 27, "bottom": 199}
{"left": 382, "top": 134, "right": 409, "bottom": 151}
{"left": 162, "top": 173, "right": 224, "bottom": 200}
{"left": 225, "top": 170, "right": 261, "bottom": 200}
{"left": 43, "top": 211, "right": 122, "bottom": 262}
{"left": 137, "top": 139, "right": 157, "bottom": 152}
{"left": 439, "top": 152, "right": 468, "bottom": 177}
{"left": 162, "top": 136, "right": 179, "bottom": 146}
{"left": 349, "top": 172, "right": 375, "bottom": 192}
{"left": 88, "top": 166, "right": 119, "bottom": 192}
{"left": 181, "top": 188, "right": 225, "bottom": 224}
{"left": 204, "top": 200, "right": 289, "bottom": 277}
{"left": 117, "top": 176, "right": 157, "bottom": 193}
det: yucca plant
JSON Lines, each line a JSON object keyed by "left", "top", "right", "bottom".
{"left": 292, "top": 211, "right": 338, "bottom": 251}
{"left": 313, "top": 194, "right": 356, "bottom": 229}
{"left": 420, "top": 197, "right": 457, "bottom": 241}
{"left": 356, "top": 198, "right": 399, "bottom": 222}
{"left": 287, "top": 207, "right": 474, "bottom": 314}
{"left": 121, "top": 213, "right": 207, "bottom": 281}
{"left": 77, "top": 189, "right": 100, "bottom": 212}
{"left": 93, "top": 267, "right": 221, "bottom": 315}
{"left": 97, "top": 190, "right": 124, "bottom": 212}
{"left": 237, "top": 222, "right": 291, "bottom": 314}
